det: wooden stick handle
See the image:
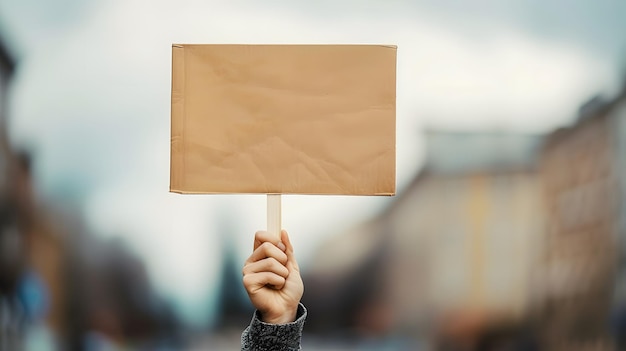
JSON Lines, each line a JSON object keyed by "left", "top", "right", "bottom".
{"left": 267, "top": 194, "right": 281, "bottom": 240}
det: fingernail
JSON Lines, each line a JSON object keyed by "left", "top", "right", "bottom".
{"left": 277, "top": 242, "right": 286, "bottom": 251}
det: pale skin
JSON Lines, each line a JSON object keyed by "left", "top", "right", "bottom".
{"left": 242, "top": 229, "right": 304, "bottom": 324}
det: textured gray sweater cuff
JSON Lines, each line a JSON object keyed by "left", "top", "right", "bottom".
{"left": 241, "top": 303, "right": 306, "bottom": 351}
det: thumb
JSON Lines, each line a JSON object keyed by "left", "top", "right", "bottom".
{"left": 281, "top": 229, "right": 300, "bottom": 273}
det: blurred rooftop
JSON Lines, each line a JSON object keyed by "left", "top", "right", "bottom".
{"left": 423, "top": 129, "right": 544, "bottom": 175}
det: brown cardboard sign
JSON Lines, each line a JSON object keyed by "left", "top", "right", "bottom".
{"left": 170, "top": 44, "right": 396, "bottom": 195}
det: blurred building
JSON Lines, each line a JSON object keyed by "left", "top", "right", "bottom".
{"left": 0, "top": 26, "right": 14, "bottom": 194}
{"left": 0, "top": 26, "right": 20, "bottom": 350}
{"left": 305, "top": 130, "right": 545, "bottom": 348}
{"left": 0, "top": 30, "right": 178, "bottom": 351}
{"left": 539, "top": 88, "right": 626, "bottom": 350}
{"left": 391, "top": 131, "right": 545, "bottom": 326}
{"left": 0, "top": 29, "right": 12, "bottom": 128}
{"left": 0, "top": 31, "right": 75, "bottom": 348}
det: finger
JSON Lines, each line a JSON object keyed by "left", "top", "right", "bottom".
{"left": 281, "top": 230, "right": 300, "bottom": 273}
{"left": 253, "top": 230, "right": 282, "bottom": 251}
{"left": 243, "top": 272, "right": 286, "bottom": 292}
{"left": 246, "top": 242, "right": 288, "bottom": 266}
{"left": 243, "top": 257, "right": 289, "bottom": 279}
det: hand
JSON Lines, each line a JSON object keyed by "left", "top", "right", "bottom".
{"left": 242, "top": 229, "right": 304, "bottom": 324}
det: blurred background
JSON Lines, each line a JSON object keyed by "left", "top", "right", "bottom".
{"left": 0, "top": 0, "right": 625, "bottom": 350}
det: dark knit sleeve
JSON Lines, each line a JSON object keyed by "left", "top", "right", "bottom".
{"left": 241, "top": 304, "right": 307, "bottom": 351}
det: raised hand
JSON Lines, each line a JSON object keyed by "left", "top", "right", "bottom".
{"left": 242, "top": 229, "right": 304, "bottom": 324}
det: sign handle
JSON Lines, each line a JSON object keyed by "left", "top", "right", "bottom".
{"left": 267, "top": 194, "right": 281, "bottom": 241}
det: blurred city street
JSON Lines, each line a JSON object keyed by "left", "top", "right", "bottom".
{"left": 1, "top": 0, "right": 626, "bottom": 350}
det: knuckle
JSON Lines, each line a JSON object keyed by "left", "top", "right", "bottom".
{"left": 267, "top": 258, "right": 286, "bottom": 273}
{"left": 260, "top": 241, "right": 274, "bottom": 253}
{"left": 261, "top": 260, "right": 274, "bottom": 274}
{"left": 271, "top": 260, "right": 287, "bottom": 275}
{"left": 277, "top": 252, "right": 288, "bottom": 265}
{"left": 266, "top": 257, "right": 280, "bottom": 269}
{"left": 242, "top": 274, "right": 252, "bottom": 286}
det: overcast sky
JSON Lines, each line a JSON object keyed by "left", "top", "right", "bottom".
{"left": 0, "top": 0, "right": 625, "bottom": 324}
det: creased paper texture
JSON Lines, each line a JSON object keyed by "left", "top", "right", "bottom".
{"left": 170, "top": 44, "right": 396, "bottom": 195}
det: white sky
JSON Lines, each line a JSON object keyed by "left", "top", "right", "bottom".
{"left": 1, "top": 0, "right": 624, "bottom": 324}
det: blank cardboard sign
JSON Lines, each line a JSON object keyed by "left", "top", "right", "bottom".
{"left": 170, "top": 44, "right": 396, "bottom": 195}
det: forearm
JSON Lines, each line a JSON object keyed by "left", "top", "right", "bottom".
{"left": 241, "top": 303, "right": 307, "bottom": 351}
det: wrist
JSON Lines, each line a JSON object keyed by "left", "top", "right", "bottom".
{"left": 261, "top": 306, "right": 298, "bottom": 324}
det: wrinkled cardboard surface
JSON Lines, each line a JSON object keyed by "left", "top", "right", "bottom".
{"left": 170, "top": 44, "right": 396, "bottom": 195}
